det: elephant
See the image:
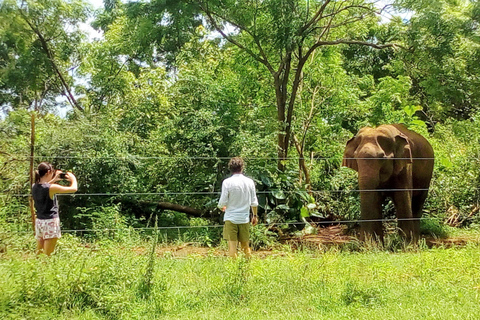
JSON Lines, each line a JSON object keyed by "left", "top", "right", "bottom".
{"left": 342, "top": 124, "right": 434, "bottom": 242}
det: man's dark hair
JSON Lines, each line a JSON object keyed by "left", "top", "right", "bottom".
{"left": 228, "top": 157, "right": 244, "bottom": 173}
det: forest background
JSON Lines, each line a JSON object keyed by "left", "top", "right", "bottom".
{"left": 1, "top": 0, "right": 480, "bottom": 241}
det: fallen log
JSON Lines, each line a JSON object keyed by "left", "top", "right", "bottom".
{"left": 118, "top": 199, "right": 212, "bottom": 219}
{"left": 155, "top": 201, "right": 205, "bottom": 217}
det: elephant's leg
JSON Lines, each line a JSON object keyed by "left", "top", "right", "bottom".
{"left": 411, "top": 191, "right": 428, "bottom": 238}
{"left": 359, "top": 191, "right": 384, "bottom": 241}
{"left": 393, "top": 190, "right": 415, "bottom": 242}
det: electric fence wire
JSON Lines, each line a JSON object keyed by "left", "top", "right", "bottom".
{"left": 0, "top": 217, "right": 441, "bottom": 235}
{"left": 1, "top": 154, "right": 477, "bottom": 235}
{"left": 0, "top": 188, "right": 460, "bottom": 198}
{"left": 5, "top": 154, "right": 440, "bottom": 160}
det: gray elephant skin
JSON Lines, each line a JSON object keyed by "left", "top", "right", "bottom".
{"left": 342, "top": 124, "right": 434, "bottom": 242}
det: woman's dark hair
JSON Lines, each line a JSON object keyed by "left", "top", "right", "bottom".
{"left": 228, "top": 157, "right": 244, "bottom": 174}
{"left": 35, "top": 162, "right": 54, "bottom": 183}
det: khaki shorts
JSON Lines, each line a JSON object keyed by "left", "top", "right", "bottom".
{"left": 35, "top": 217, "right": 61, "bottom": 240}
{"left": 223, "top": 220, "right": 250, "bottom": 242}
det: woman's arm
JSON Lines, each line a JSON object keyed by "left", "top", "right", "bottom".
{"left": 49, "top": 172, "right": 78, "bottom": 198}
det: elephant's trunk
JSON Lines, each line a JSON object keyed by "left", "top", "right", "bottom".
{"left": 357, "top": 163, "right": 383, "bottom": 241}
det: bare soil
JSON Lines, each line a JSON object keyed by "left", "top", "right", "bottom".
{"left": 132, "top": 225, "right": 480, "bottom": 258}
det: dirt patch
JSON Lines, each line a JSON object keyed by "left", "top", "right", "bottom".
{"left": 157, "top": 243, "right": 222, "bottom": 257}
{"left": 131, "top": 226, "right": 480, "bottom": 258}
{"left": 282, "top": 225, "right": 354, "bottom": 246}
{"left": 287, "top": 225, "right": 480, "bottom": 249}
{"left": 424, "top": 235, "right": 480, "bottom": 248}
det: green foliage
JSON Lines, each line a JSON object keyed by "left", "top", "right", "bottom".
{"left": 249, "top": 224, "right": 278, "bottom": 250}
{"left": 2, "top": 0, "right": 480, "bottom": 237}
{"left": 0, "top": 0, "right": 90, "bottom": 111}
{"left": 396, "top": 0, "right": 480, "bottom": 120}
{"left": 72, "top": 204, "right": 131, "bottom": 241}
{"left": 0, "top": 198, "right": 30, "bottom": 232}
{"left": 252, "top": 169, "right": 307, "bottom": 225}
{"left": 426, "top": 116, "right": 480, "bottom": 224}
{"left": 420, "top": 218, "right": 449, "bottom": 238}
{"left": 177, "top": 218, "right": 222, "bottom": 247}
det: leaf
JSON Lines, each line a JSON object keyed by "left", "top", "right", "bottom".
{"left": 410, "top": 119, "right": 427, "bottom": 127}
{"left": 300, "top": 206, "right": 310, "bottom": 218}
{"left": 403, "top": 105, "right": 423, "bottom": 117}
{"left": 276, "top": 204, "right": 289, "bottom": 211}
{"left": 260, "top": 175, "right": 273, "bottom": 187}
{"left": 271, "top": 190, "right": 286, "bottom": 200}
{"left": 257, "top": 194, "right": 267, "bottom": 209}
{"left": 296, "top": 190, "right": 310, "bottom": 202}
{"left": 440, "top": 158, "right": 453, "bottom": 169}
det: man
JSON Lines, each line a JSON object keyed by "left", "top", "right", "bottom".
{"left": 218, "top": 157, "right": 258, "bottom": 258}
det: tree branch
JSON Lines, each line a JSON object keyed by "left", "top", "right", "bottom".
{"left": 200, "top": 4, "right": 275, "bottom": 74}
{"left": 18, "top": 8, "right": 83, "bottom": 112}
{"left": 304, "top": 39, "right": 401, "bottom": 63}
{"left": 206, "top": 7, "right": 273, "bottom": 72}
{"left": 292, "top": 133, "right": 311, "bottom": 187}
{"left": 299, "top": 0, "right": 332, "bottom": 35}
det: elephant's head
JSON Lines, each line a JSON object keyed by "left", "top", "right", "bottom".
{"left": 342, "top": 125, "right": 413, "bottom": 187}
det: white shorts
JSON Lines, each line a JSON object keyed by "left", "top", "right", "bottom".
{"left": 35, "top": 217, "right": 61, "bottom": 240}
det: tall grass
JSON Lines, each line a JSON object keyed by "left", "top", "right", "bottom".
{"left": 2, "top": 233, "right": 480, "bottom": 319}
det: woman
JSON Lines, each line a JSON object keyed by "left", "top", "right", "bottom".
{"left": 32, "top": 162, "right": 77, "bottom": 255}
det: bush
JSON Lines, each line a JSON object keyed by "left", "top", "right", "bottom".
{"left": 250, "top": 224, "right": 278, "bottom": 250}
{"left": 420, "top": 218, "right": 449, "bottom": 238}
{"left": 426, "top": 118, "right": 480, "bottom": 224}
{"left": 71, "top": 204, "right": 136, "bottom": 242}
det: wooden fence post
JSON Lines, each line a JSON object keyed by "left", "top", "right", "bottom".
{"left": 29, "top": 113, "right": 35, "bottom": 233}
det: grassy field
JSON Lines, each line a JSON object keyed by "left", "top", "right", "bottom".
{"left": 1, "top": 233, "right": 480, "bottom": 319}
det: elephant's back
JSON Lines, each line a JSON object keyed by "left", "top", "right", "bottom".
{"left": 390, "top": 124, "right": 434, "bottom": 189}
{"left": 390, "top": 124, "right": 434, "bottom": 159}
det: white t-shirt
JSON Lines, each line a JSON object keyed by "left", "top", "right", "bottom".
{"left": 218, "top": 174, "right": 258, "bottom": 224}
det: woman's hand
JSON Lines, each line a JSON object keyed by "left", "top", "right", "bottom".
{"left": 49, "top": 171, "right": 78, "bottom": 197}
{"left": 65, "top": 172, "right": 75, "bottom": 181}
{"left": 51, "top": 170, "right": 63, "bottom": 183}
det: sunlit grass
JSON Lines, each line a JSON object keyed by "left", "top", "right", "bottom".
{"left": 1, "top": 232, "right": 480, "bottom": 319}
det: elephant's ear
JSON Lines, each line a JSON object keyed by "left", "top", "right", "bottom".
{"left": 393, "top": 133, "right": 413, "bottom": 175}
{"left": 343, "top": 136, "right": 359, "bottom": 172}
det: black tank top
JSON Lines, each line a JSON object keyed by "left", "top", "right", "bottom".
{"left": 32, "top": 183, "right": 59, "bottom": 219}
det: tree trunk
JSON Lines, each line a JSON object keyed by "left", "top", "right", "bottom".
{"left": 155, "top": 201, "right": 205, "bottom": 217}
{"left": 274, "top": 69, "right": 288, "bottom": 171}
{"left": 293, "top": 134, "right": 311, "bottom": 189}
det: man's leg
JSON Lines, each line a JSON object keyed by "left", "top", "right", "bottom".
{"left": 238, "top": 223, "right": 251, "bottom": 258}
{"left": 240, "top": 241, "right": 251, "bottom": 258}
{"left": 228, "top": 240, "right": 238, "bottom": 258}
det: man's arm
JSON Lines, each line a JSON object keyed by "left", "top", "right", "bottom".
{"left": 251, "top": 206, "right": 258, "bottom": 226}
{"left": 218, "top": 181, "right": 228, "bottom": 210}
{"left": 250, "top": 179, "right": 259, "bottom": 225}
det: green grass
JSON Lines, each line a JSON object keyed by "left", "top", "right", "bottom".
{"left": 1, "top": 233, "right": 480, "bottom": 319}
